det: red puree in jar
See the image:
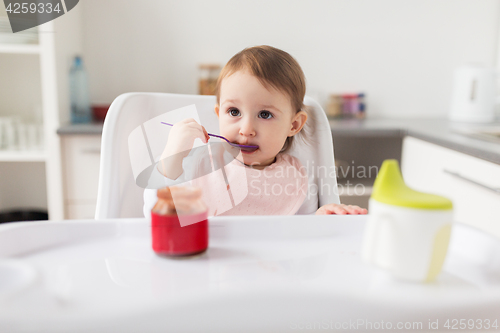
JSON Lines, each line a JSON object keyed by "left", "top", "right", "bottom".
{"left": 151, "top": 186, "right": 208, "bottom": 256}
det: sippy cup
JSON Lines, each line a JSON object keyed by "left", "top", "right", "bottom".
{"left": 151, "top": 186, "right": 209, "bottom": 256}
{"left": 361, "top": 160, "right": 453, "bottom": 282}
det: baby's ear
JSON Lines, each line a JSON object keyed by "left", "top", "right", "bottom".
{"left": 289, "top": 110, "right": 308, "bottom": 136}
{"left": 214, "top": 104, "right": 220, "bottom": 117}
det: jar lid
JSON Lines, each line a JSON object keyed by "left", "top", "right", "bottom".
{"left": 371, "top": 160, "right": 453, "bottom": 210}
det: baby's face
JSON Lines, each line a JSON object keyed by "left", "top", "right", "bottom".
{"left": 215, "top": 70, "right": 299, "bottom": 168}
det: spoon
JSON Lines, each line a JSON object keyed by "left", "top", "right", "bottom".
{"left": 161, "top": 122, "right": 259, "bottom": 151}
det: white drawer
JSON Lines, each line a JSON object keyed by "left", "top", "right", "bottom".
{"left": 62, "top": 135, "right": 101, "bottom": 204}
{"left": 402, "top": 137, "right": 500, "bottom": 238}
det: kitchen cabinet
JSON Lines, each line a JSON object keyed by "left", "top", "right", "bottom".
{"left": 333, "top": 131, "right": 403, "bottom": 208}
{"left": 61, "top": 134, "right": 101, "bottom": 219}
{"left": 402, "top": 136, "right": 500, "bottom": 239}
{"left": 0, "top": 22, "right": 64, "bottom": 219}
{"left": 0, "top": 7, "right": 83, "bottom": 220}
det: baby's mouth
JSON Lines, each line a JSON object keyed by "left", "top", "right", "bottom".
{"left": 240, "top": 147, "right": 258, "bottom": 153}
{"left": 232, "top": 141, "right": 259, "bottom": 152}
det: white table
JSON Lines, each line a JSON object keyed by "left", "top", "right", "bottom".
{"left": 0, "top": 215, "right": 499, "bottom": 333}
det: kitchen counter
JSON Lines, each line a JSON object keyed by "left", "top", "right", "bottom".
{"left": 330, "top": 118, "right": 500, "bottom": 165}
{"left": 57, "top": 123, "right": 103, "bottom": 135}
{"left": 56, "top": 119, "right": 500, "bottom": 165}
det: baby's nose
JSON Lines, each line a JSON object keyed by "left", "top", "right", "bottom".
{"left": 239, "top": 119, "right": 256, "bottom": 137}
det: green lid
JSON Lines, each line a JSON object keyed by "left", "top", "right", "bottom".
{"left": 371, "top": 160, "right": 453, "bottom": 210}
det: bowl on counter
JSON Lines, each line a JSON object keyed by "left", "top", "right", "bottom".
{"left": 92, "top": 105, "right": 110, "bottom": 122}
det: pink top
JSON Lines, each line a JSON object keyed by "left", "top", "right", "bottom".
{"left": 192, "top": 153, "right": 308, "bottom": 216}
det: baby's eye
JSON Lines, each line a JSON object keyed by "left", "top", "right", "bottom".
{"left": 258, "top": 110, "right": 273, "bottom": 119}
{"left": 228, "top": 108, "right": 241, "bottom": 117}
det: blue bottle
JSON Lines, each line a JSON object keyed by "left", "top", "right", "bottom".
{"left": 69, "top": 56, "right": 92, "bottom": 123}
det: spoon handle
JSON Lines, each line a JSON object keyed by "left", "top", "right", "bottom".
{"left": 160, "top": 122, "right": 229, "bottom": 143}
{"left": 205, "top": 133, "right": 230, "bottom": 143}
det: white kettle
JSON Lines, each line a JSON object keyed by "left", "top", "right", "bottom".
{"left": 449, "top": 65, "right": 499, "bottom": 123}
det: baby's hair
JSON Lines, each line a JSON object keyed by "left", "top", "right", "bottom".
{"left": 215, "top": 45, "right": 307, "bottom": 153}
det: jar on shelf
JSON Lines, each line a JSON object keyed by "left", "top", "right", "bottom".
{"left": 198, "top": 64, "right": 221, "bottom": 95}
{"left": 326, "top": 94, "right": 343, "bottom": 118}
{"left": 356, "top": 93, "right": 366, "bottom": 119}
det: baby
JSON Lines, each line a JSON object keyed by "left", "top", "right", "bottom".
{"left": 148, "top": 45, "right": 367, "bottom": 216}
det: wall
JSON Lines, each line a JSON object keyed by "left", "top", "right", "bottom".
{"left": 81, "top": 0, "right": 500, "bottom": 118}
{"left": 0, "top": 162, "right": 47, "bottom": 211}
{"left": 54, "top": 3, "right": 84, "bottom": 125}
{"left": 0, "top": 54, "right": 42, "bottom": 122}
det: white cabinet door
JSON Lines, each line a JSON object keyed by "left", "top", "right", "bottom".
{"left": 62, "top": 135, "right": 101, "bottom": 219}
{"left": 402, "top": 137, "right": 500, "bottom": 239}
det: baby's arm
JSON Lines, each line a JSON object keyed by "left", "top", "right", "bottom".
{"left": 159, "top": 118, "right": 209, "bottom": 179}
{"left": 315, "top": 203, "right": 367, "bottom": 215}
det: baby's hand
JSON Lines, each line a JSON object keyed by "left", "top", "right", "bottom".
{"left": 161, "top": 118, "right": 209, "bottom": 159}
{"left": 159, "top": 118, "right": 209, "bottom": 179}
{"left": 315, "top": 203, "right": 368, "bottom": 215}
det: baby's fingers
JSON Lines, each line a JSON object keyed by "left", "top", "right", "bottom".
{"left": 316, "top": 203, "right": 368, "bottom": 215}
{"left": 185, "top": 122, "right": 209, "bottom": 143}
{"left": 201, "top": 126, "right": 209, "bottom": 143}
{"left": 196, "top": 126, "right": 208, "bottom": 143}
{"left": 316, "top": 205, "right": 347, "bottom": 215}
{"left": 331, "top": 206, "right": 348, "bottom": 215}
{"left": 344, "top": 205, "right": 368, "bottom": 215}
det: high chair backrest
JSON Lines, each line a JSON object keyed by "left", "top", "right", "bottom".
{"left": 95, "top": 93, "right": 339, "bottom": 219}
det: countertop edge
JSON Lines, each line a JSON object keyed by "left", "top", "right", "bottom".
{"left": 57, "top": 123, "right": 104, "bottom": 135}
{"left": 329, "top": 118, "right": 500, "bottom": 166}
{"left": 56, "top": 120, "right": 500, "bottom": 165}
{"left": 406, "top": 129, "right": 500, "bottom": 165}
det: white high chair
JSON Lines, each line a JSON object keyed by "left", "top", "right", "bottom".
{"left": 95, "top": 93, "right": 339, "bottom": 219}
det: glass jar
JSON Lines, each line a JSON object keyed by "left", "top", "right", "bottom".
{"left": 151, "top": 186, "right": 209, "bottom": 256}
{"left": 326, "top": 94, "right": 342, "bottom": 118}
{"left": 198, "top": 64, "right": 221, "bottom": 95}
